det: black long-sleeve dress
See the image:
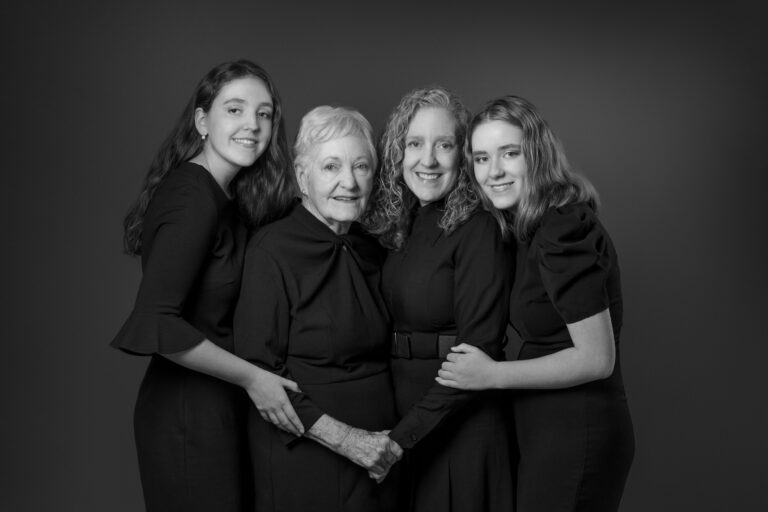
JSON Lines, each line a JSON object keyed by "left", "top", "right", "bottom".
{"left": 383, "top": 201, "right": 515, "bottom": 512}
{"left": 111, "top": 162, "right": 250, "bottom": 511}
{"left": 509, "top": 202, "right": 634, "bottom": 512}
{"left": 233, "top": 203, "right": 399, "bottom": 512}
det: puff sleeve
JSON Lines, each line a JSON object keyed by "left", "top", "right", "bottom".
{"left": 110, "top": 177, "right": 218, "bottom": 355}
{"left": 535, "top": 203, "right": 612, "bottom": 324}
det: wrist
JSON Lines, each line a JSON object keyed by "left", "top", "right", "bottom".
{"left": 490, "top": 361, "right": 505, "bottom": 389}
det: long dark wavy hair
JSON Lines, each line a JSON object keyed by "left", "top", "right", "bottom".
{"left": 467, "top": 95, "right": 599, "bottom": 241}
{"left": 363, "top": 86, "right": 478, "bottom": 250}
{"left": 123, "top": 59, "right": 296, "bottom": 255}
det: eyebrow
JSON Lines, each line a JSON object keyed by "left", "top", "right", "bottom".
{"left": 222, "top": 98, "right": 273, "bottom": 108}
{"left": 499, "top": 143, "right": 521, "bottom": 150}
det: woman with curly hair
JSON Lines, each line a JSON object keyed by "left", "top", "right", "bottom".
{"left": 364, "top": 87, "right": 514, "bottom": 511}
{"left": 111, "top": 60, "right": 300, "bottom": 511}
{"left": 438, "top": 95, "right": 634, "bottom": 511}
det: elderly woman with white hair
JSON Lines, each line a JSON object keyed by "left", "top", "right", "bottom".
{"left": 233, "top": 106, "right": 400, "bottom": 511}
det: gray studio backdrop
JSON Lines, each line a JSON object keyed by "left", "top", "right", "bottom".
{"left": 3, "top": 1, "right": 766, "bottom": 510}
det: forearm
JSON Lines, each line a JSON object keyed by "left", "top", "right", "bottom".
{"left": 491, "top": 345, "right": 613, "bottom": 389}
{"left": 163, "top": 339, "right": 259, "bottom": 389}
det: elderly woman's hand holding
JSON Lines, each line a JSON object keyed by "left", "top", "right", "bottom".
{"left": 436, "top": 343, "right": 499, "bottom": 390}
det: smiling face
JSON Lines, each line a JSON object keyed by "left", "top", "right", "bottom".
{"left": 195, "top": 76, "right": 273, "bottom": 174}
{"left": 298, "top": 136, "right": 374, "bottom": 234}
{"left": 402, "top": 107, "right": 459, "bottom": 206}
{"left": 471, "top": 120, "right": 527, "bottom": 210}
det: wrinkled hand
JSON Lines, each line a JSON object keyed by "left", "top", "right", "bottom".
{"left": 436, "top": 343, "right": 497, "bottom": 390}
{"left": 340, "top": 429, "right": 402, "bottom": 479}
{"left": 245, "top": 368, "right": 304, "bottom": 436}
{"left": 367, "top": 434, "right": 402, "bottom": 483}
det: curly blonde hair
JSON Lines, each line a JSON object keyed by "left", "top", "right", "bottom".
{"left": 363, "top": 86, "right": 478, "bottom": 250}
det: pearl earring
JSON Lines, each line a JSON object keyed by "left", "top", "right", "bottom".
{"left": 201, "top": 134, "right": 208, "bottom": 141}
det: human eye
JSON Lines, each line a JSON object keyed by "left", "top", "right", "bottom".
{"left": 322, "top": 162, "right": 339, "bottom": 171}
{"left": 473, "top": 155, "right": 488, "bottom": 164}
{"left": 258, "top": 110, "right": 273, "bottom": 120}
{"left": 503, "top": 149, "right": 520, "bottom": 158}
{"left": 354, "top": 161, "right": 371, "bottom": 173}
{"left": 227, "top": 107, "right": 242, "bottom": 115}
{"left": 437, "top": 140, "right": 455, "bottom": 151}
{"left": 405, "top": 140, "right": 421, "bottom": 149}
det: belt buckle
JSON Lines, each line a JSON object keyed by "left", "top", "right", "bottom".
{"left": 392, "top": 332, "right": 412, "bottom": 359}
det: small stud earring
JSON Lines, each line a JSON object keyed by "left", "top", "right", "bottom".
{"left": 201, "top": 134, "right": 208, "bottom": 141}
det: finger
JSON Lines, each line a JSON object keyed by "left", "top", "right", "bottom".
{"left": 450, "top": 343, "right": 475, "bottom": 353}
{"left": 440, "top": 362, "right": 455, "bottom": 372}
{"left": 280, "top": 377, "right": 301, "bottom": 393}
{"left": 446, "top": 353, "right": 459, "bottom": 362}
{"left": 266, "top": 410, "right": 282, "bottom": 429}
{"left": 437, "top": 368, "right": 453, "bottom": 379}
{"left": 435, "top": 376, "right": 459, "bottom": 388}
{"left": 282, "top": 404, "right": 305, "bottom": 435}
{"left": 274, "top": 409, "right": 300, "bottom": 436}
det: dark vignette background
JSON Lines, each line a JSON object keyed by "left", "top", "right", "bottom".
{"left": 3, "top": 1, "right": 766, "bottom": 510}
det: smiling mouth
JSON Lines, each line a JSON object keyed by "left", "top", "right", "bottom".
{"left": 415, "top": 172, "right": 441, "bottom": 181}
{"left": 332, "top": 196, "right": 359, "bottom": 202}
{"left": 233, "top": 138, "right": 258, "bottom": 148}
{"left": 488, "top": 182, "right": 514, "bottom": 192}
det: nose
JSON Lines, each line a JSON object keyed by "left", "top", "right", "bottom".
{"left": 421, "top": 146, "right": 437, "bottom": 168}
{"left": 339, "top": 165, "right": 358, "bottom": 190}
{"left": 489, "top": 157, "right": 504, "bottom": 178}
{"left": 244, "top": 110, "right": 260, "bottom": 132}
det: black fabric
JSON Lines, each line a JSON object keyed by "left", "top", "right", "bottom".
{"left": 382, "top": 201, "right": 514, "bottom": 511}
{"left": 233, "top": 203, "right": 398, "bottom": 511}
{"left": 111, "top": 162, "right": 250, "bottom": 511}
{"left": 509, "top": 202, "right": 634, "bottom": 512}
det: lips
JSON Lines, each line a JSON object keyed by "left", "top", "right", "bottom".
{"left": 232, "top": 137, "right": 258, "bottom": 148}
{"left": 488, "top": 182, "right": 514, "bottom": 192}
{"left": 415, "top": 172, "right": 442, "bottom": 181}
{"left": 332, "top": 195, "right": 359, "bottom": 202}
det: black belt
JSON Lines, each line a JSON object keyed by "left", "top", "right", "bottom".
{"left": 390, "top": 331, "right": 456, "bottom": 359}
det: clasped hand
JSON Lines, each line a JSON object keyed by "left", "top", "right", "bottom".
{"left": 340, "top": 428, "right": 402, "bottom": 483}
{"left": 436, "top": 343, "right": 496, "bottom": 390}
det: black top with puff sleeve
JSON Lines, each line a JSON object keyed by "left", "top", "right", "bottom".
{"left": 510, "top": 202, "right": 623, "bottom": 358}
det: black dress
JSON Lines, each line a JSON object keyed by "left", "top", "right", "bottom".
{"left": 233, "top": 203, "right": 399, "bottom": 512}
{"left": 383, "top": 201, "right": 515, "bottom": 512}
{"left": 509, "top": 202, "right": 634, "bottom": 512}
{"left": 111, "top": 163, "right": 250, "bottom": 511}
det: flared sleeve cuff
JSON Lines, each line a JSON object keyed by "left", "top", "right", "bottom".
{"left": 109, "top": 310, "right": 206, "bottom": 356}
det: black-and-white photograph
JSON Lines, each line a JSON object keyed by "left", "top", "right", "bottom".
{"left": 4, "top": 1, "right": 766, "bottom": 510}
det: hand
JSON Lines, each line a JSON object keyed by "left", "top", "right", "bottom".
{"left": 436, "top": 343, "right": 497, "bottom": 390}
{"left": 244, "top": 368, "right": 305, "bottom": 436}
{"left": 367, "top": 435, "right": 403, "bottom": 483}
{"left": 340, "top": 429, "right": 402, "bottom": 477}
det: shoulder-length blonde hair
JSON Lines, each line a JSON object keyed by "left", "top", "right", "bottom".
{"left": 363, "top": 86, "right": 478, "bottom": 250}
{"left": 467, "top": 95, "right": 599, "bottom": 241}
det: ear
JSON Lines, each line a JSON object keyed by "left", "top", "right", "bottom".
{"left": 194, "top": 107, "right": 208, "bottom": 138}
{"left": 295, "top": 161, "right": 308, "bottom": 195}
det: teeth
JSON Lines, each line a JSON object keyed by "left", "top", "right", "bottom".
{"left": 416, "top": 172, "right": 440, "bottom": 181}
{"left": 233, "top": 138, "right": 257, "bottom": 146}
{"left": 333, "top": 197, "right": 357, "bottom": 202}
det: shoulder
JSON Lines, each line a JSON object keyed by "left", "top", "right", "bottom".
{"left": 453, "top": 208, "right": 502, "bottom": 241}
{"left": 151, "top": 163, "right": 219, "bottom": 213}
{"left": 535, "top": 202, "right": 601, "bottom": 248}
{"left": 247, "top": 204, "right": 301, "bottom": 252}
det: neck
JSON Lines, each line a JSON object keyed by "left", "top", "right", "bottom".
{"left": 301, "top": 199, "right": 351, "bottom": 235}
